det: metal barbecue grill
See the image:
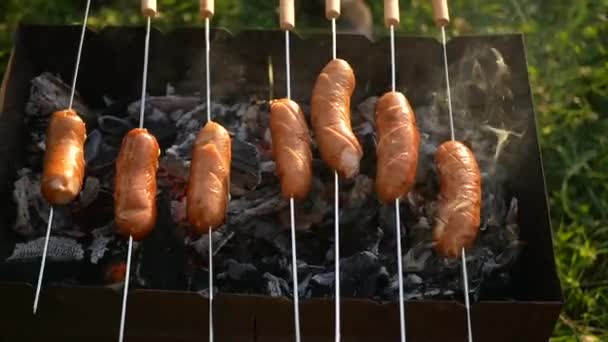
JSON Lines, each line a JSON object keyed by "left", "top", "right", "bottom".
{"left": 0, "top": 3, "right": 561, "bottom": 341}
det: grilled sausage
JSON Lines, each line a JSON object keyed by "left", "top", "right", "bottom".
{"left": 114, "top": 128, "right": 160, "bottom": 240}
{"left": 270, "top": 98, "right": 313, "bottom": 200}
{"left": 311, "top": 58, "right": 363, "bottom": 179}
{"left": 41, "top": 109, "right": 86, "bottom": 205}
{"left": 375, "top": 91, "right": 420, "bottom": 203}
{"left": 187, "top": 121, "right": 231, "bottom": 234}
{"left": 433, "top": 140, "right": 482, "bottom": 257}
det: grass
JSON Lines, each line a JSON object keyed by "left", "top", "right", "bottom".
{"left": 1, "top": 0, "right": 607, "bottom": 340}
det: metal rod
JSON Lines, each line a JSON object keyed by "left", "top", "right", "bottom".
{"left": 33, "top": 206, "right": 54, "bottom": 314}
{"left": 138, "top": 17, "right": 152, "bottom": 129}
{"left": 205, "top": 17, "right": 215, "bottom": 342}
{"left": 118, "top": 14, "right": 152, "bottom": 342}
{"left": 395, "top": 199, "right": 406, "bottom": 342}
{"left": 334, "top": 171, "right": 340, "bottom": 342}
{"left": 118, "top": 236, "right": 133, "bottom": 342}
{"left": 68, "top": 0, "right": 91, "bottom": 110}
{"left": 284, "top": 24, "right": 301, "bottom": 342}
{"left": 440, "top": 26, "right": 455, "bottom": 142}
{"left": 462, "top": 247, "right": 473, "bottom": 342}
{"left": 289, "top": 197, "right": 301, "bottom": 342}
{"left": 441, "top": 24, "right": 473, "bottom": 342}
{"left": 331, "top": 18, "right": 337, "bottom": 60}
{"left": 390, "top": 25, "right": 396, "bottom": 92}
{"left": 285, "top": 30, "right": 291, "bottom": 100}
{"left": 208, "top": 228, "right": 214, "bottom": 342}
{"left": 34, "top": 0, "right": 91, "bottom": 314}
{"left": 330, "top": 16, "right": 340, "bottom": 342}
{"left": 205, "top": 17, "right": 211, "bottom": 123}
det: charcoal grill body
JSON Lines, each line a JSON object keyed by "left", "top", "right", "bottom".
{"left": 0, "top": 25, "right": 561, "bottom": 342}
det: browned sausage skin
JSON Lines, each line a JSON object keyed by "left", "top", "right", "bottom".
{"left": 187, "top": 121, "right": 231, "bottom": 234}
{"left": 270, "top": 98, "right": 313, "bottom": 200}
{"left": 114, "top": 128, "right": 160, "bottom": 241}
{"left": 311, "top": 58, "right": 363, "bottom": 179}
{"left": 374, "top": 91, "right": 420, "bottom": 203}
{"left": 433, "top": 140, "right": 482, "bottom": 257}
{"left": 41, "top": 109, "right": 87, "bottom": 205}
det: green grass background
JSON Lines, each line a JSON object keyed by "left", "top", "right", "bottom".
{"left": 0, "top": 1, "right": 607, "bottom": 340}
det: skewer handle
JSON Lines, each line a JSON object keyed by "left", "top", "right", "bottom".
{"left": 200, "top": 0, "right": 214, "bottom": 19}
{"left": 384, "top": 0, "right": 400, "bottom": 27}
{"left": 280, "top": 0, "right": 295, "bottom": 30}
{"left": 326, "top": 0, "right": 340, "bottom": 19}
{"left": 432, "top": 0, "right": 449, "bottom": 27}
{"left": 141, "top": 0, "right": 157, "bottom": 17}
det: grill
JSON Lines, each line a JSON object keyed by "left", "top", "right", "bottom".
{"left": 0, "top": 25, "right": 562, "bottom": 342}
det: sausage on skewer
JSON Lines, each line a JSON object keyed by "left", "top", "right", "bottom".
{"left": 433, "top": 140, "right": 482, "bottom": 257}
{"left": 270, "top": 98, "right": 313, "bottom": 200}
{"left": 114, "top": 128, "right": 160, "bottom": 241}
{"left": 311, "top": 58, "right": 363, "bottom": 179}
{"left": 374, "top": 91, "right": 420, "bottom": 203}
{"left": 41, "top": 109, "right": 87, "bottom": 205}
{"left": 187, "top": 121, "right": 232, "bottom": 234}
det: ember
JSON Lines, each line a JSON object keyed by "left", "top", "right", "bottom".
{"left": 3, "top": 42, "right": 522, "bottom": 302}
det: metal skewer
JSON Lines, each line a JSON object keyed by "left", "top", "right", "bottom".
{"left": 384, "top": 1, "right": 407, "bottom": 340}
{"left": 200, "top": 1, "right": 215, "bottom": 340}
{"left": 324, "top": 0, "right": 341, "bottom": 340}
{"left": 279, "top": 1, "right": 301, "bottom": 340}
{"left": 432, "top": 1, "right": 473, "bottom": 341}
{"left": 33, "top": 0, "right": 92, "bottom": 315}
{"left": 118, "top": 1, "right": 155, "bottom": 341}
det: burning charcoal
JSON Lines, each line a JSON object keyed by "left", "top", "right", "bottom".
{"left": 340, "top": 208, "right": 382, "bottom": 257}
{"left": 344, "top": 174, "right": 373, "bottom": 206}
{"left": 170, "top": 198, "right": 187, "bottom": 225}
{"left": 278, "top": 184, "right": 330, "bottom": 232}
{"left": 340, "top": 251, "right": 386, "bottom": 298}
{"left": 190, "top": 228, "right": 234, "bottom": 259}
{"left": 142, "top": 108, "right": 177, "bottom": 148}
{"left": 103, "top": 260, "right": 127, "bottom": 284}
{"left": 161, "top": 136, "right": 195, "bottom": 182}
{"left": 89, "top": 225, "right": 115, "bottom": 264}
{"left": 263, "top": 272, "right": 291, "bottom": 297}
{"left": 128, "top": 96, "right": 201, "bottom": 119}
{"left": 7, "top": 44, "right": 525, "bottom": 301}
{"left": 85, "top": 140, "right": 120, "bottom": 176}
{"left": 84, "top": 129, "right": 103, "bottom": 163}
{"left": 74, "top": 176, "right": 100, "bottom": 209}
{"left": 354, "top": 122, "right": 377, "bottom": 176}
{"left": 356, "top": 96, "right": 378, "bottom": 124}
{"left": 172, "top": 104, "right": 210, "bottom": 142}
{"left": 7, "top": 236, "right": 84, "bottom": 262}
{"left": 258, "top": 255, "right": 290, "bottom": 277}
{"left": 231, "top": 138, "right": 261, "bottom": 194}
{"left": 13, "top": 169, "right": 49, "bottom": 237}
{"left": 97, "top": 115, "right": 133, "bottom": 137}
{"left": 235, "top": 100, "right": 268, "bottom": 141}
{"left": 137, "top": 194, "right": 189, "bottom": 289}
{"left": 505, "top": 197, "right": 518, "bottom": 226}
{"left": 310, "top": 272, "right": 334, "bottom": 297}
{"left": 25, "top": 73, "right": 93, "bottom": 123}
{"left": 227, "top": 188, "right": 287, "bottom": 226}
{"left": 218, "top": 259, "right": 263, "bottom": 293}
{"left": 402, "top": 244, "right": 433, "bottom": 273}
